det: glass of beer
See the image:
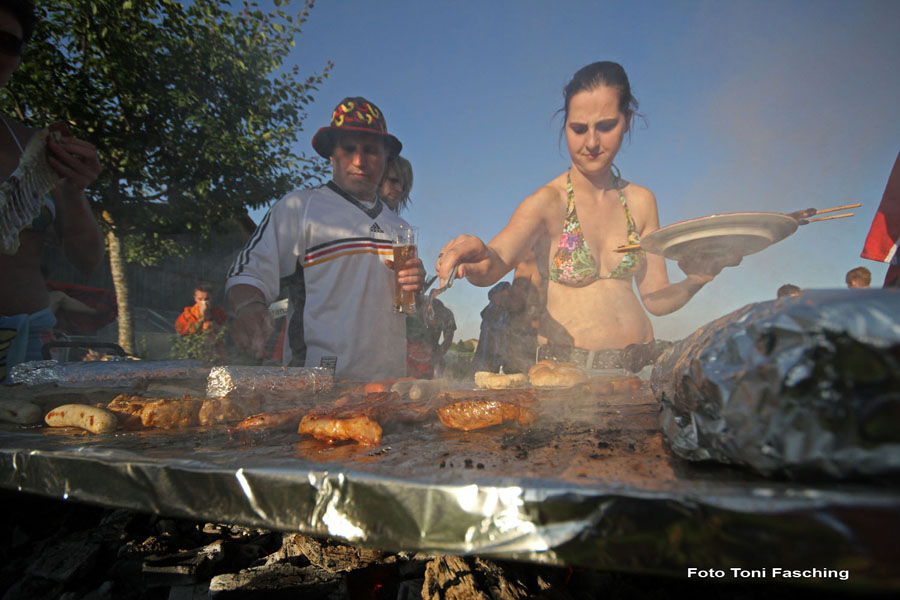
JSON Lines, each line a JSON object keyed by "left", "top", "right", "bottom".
{"left": 392, "top": 225, "right": 417, "bottom": 313}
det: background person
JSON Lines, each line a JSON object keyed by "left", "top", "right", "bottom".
{"left": 845, "top": 266, "right": 872, "bottom": 288}
{"left": 472, "top": 281, "right": 511, "bottom": 373}
{"left": 0, "top": 0, "right": 103, "bottom": 381}
{"left": 435, "top": 61, "right": 736, "bottom": 374}
{"left": 379, "top": 155, "right": 457, "bottom": 378}
{"left": 225, "top": 97, "right": 424, "bottom": 380}
{"left": 776, "top": 283, "right": 802, "bottom": 298}
{"left": 379, "top": 154, "right": 431, "bottom": 376}
{"left": 379, "top": 155, "right": 413, "bottom": 213}
{"left": 175, "top": 284, "right": 226, "bottom": 336}
{"left": 503, "top": 276, "right": 541, "bottom": 374}
{"left": 425, "top": 297, "right": 456, "bottom": 377}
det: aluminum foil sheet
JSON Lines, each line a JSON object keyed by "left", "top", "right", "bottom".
{"left": 0, "top": 383, "right": 898, "bottom": 589}
{"left": 652, "top": 288, "right": 900, "bottom": 478}
{"left": 207, "top": 366, "right": 333, "bottom": 397}
{"left": 4, "top": 359, "right": 212, "bottom": 388}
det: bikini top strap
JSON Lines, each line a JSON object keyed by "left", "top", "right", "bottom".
{"left": 567, "top": 166, "right": 627, "bottom": 209}
{"left": 611, "top": 164, "right": 627, "bottom": 205}
{"left": 0, "top": 115, "right": 25, "bottom": 154}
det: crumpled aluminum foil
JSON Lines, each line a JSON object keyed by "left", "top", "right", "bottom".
{"left": 207, "top": 366, "right": 333, "bottom": 397}
{"left": 5, "top": 359, "right": 212, "bottom": 388}
{"left": 652, "top": 289, "right": 900, "bottom": 478}
{"left": 1, "top": 376, "right": 898, "bottom": 588}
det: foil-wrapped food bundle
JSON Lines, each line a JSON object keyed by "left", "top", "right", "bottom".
{"left": 206, "top": 366, "right": 333, "bottom": 398}
{"left": 5, "top": 359, "right": 212, "bottom": 388}
{"left": 652, "top": 289, "right": 900, "bottom": 478}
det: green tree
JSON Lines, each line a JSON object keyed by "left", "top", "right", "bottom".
{"left": 1, "top": 0, "right": 330, "bottom": 352}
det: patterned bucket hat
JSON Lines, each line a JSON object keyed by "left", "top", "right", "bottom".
{"left": 311, "top": 97, "right": 402, "bottom": 159}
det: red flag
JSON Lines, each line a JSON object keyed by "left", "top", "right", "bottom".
{"left": 861, "top": 150, "right": 900, "bottom": 286}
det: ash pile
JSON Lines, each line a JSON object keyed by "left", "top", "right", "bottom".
{"left": 653, "top": 289, "right": 900, "bottom": 479}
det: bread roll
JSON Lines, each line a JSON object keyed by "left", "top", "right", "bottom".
{"left": 527, "top": 360, "right": 588, "bottom": 388}
{"left": 474, "top": 371, "right": 528, "bottom": 390}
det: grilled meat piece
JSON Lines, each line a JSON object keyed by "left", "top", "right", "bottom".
{"left": 140, "top": 398, "right": 202, "bottom": 429}
{"left": 297, "top": 391, "right": 435, "bottom": 446}
{"left": 436, "top": 389, "right": 537, "bottom": 431}
{"left": 107, "top": 395, "right": 150, "bottom": 429}
{"left": 298, "top": 414, "right": 383, "bottom": 446}
{"left": 198, "top": 395, "right": 261, "bottom": 426}
{"left": 232, "top": 408, "right": 307, "bottom": 432}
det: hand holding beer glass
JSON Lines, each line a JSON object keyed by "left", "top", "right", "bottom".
{"left": 392, "top": 225, "right": 418, "bottom": 313}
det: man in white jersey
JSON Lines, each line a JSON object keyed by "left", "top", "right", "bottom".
{"left": 225, "top": 97, "right": 424, "bottom": 380}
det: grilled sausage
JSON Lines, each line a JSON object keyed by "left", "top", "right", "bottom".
{"left": 45, "top": 404, "right": 117, "bottom": 434}
{"left": 0, "top": 399, "right": 42, "bottom": 424}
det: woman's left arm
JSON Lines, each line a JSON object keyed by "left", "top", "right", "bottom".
{"left": 633, "top": 188, "right": 714, "bottom": 316}
{"left": 48, "top": 135, "right": 104, "bottom": 273}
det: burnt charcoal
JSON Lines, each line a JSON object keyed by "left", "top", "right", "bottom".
{"left": 122, "top": 535, "right": 181, "bottom": 558}
{"left": 155, "top": 519, "right": 180, "bottom": 537}
{"left": 263, "top": 533, "right": 312, "bottom": 566}
{"left": 166, "top": 584, "right": 208, "bottom": 600}
{"left": 202, "top": 523, "right": 226, "bottom": 536}
{"left": 27, "top": 538, "right": 102, "bottom": 583}
{"left": 208, "top": 563, "right": 343, "bottom": 599}
{"left": 397, "top": 578, "right": 426, "bottom": 600}
{"left": 97, "top": 509, "right": 147, "bottom": 544}
{"left": 291, "top": 535, "right": 385, "bottom": 572}
{"left": 346, "top": 563, "right": 400, "bottom": 599}
{"left": 423, "top": 556, "right": 532, "bottom": 600}
{"left": 61, "top": 580, "right": 115, "bottom": 600}
{"left": 141, "top": 539, "right": 227, "bottom": 587}
{"left": 1, "top": 575, "right": 65, "bottom": 600}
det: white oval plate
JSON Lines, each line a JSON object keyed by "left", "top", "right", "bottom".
{"left": 641, "top": 212, "right": 799, "bottom": 261}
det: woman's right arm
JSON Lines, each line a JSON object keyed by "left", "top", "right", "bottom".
{"left": 436, "top": 186, "right": 554, "bottom": 287}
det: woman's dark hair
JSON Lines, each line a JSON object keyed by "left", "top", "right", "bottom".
{"left": 0, "top": 0, "right": 37, "bottom": 43}
{"left": 563, "top": 61, "right": 638, "bottom": 119}
{"left": 557, "top": 62, "right": 640, "bottom": 141}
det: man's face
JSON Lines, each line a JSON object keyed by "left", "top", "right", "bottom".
{"left": 330, "top": 132, "right": 388, "bottom": 202}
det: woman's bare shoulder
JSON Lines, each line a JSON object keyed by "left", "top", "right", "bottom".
{"left": 520, "top": 174, "right": 567, "bottom": 212}
{"left": 620, "top": 179, "right": 656, "bottom": 205}
{"left": 620, "top": 180, "right": 659, "bottom": 231}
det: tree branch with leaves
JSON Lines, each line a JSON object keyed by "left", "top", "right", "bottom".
{"left": 1, "top": 0, "right": 331, "bottom": 352}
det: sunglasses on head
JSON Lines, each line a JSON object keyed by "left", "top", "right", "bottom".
{"left": 0, "top": 31, "right": 25, "bottom": 56}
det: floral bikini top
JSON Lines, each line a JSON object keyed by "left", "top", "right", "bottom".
{"left": 549, "top": 170, "right": 645, "bottom": 286}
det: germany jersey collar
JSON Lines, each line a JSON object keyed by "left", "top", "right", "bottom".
{"left": 327, "top": 181, "right": 384, "bottom": 220}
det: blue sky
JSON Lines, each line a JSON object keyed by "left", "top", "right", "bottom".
{"left": 250, "top": 0, "right": 900, "bottom": 342}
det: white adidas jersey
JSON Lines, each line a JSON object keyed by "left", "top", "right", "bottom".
{"left": 227, "top": 182, "right": 409, "bottom": 381}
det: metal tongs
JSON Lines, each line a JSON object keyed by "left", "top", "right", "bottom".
{"left": 424, "top": 263, "right": 459, "bottom": 323}
{"left": 787, "top": 202, "right": 861, "bottom": 225}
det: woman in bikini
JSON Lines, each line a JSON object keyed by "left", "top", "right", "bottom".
{"left": 0, "top": 0, "right": 102, "bottom": 379}
{"left": 435, "top": 61, "right": 733, "bottom": 371}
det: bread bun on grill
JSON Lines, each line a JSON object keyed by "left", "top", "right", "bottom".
{"left": 527, "top": 360, "right": 588, "bottom": 388}
{"left": 473, "top": 371, "right": 528, "bottom": 390}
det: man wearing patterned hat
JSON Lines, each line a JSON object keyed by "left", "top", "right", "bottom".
{"left": 225, "top": 97, "right": 425, "bottom": 380}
